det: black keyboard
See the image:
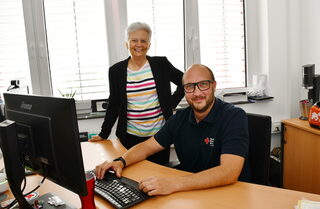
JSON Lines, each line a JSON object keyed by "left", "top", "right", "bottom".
{"left": 93, "top": 171, "right": 151, "bottom": 209}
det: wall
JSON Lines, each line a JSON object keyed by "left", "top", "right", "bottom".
{"left": 238, "top": 0, "right": 320, "bottom": 150}
{"left": 241, "top": 0, "right": 291, "bottom": 122}
{"left": 243, "top": 0, "right": 319, "bottom": 120}
{"left": 301, "top": 0, "right": 320, "bottom": 70}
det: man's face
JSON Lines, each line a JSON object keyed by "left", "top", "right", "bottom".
{"left": 183, "top": 66, "right": 216, "bottom": 113}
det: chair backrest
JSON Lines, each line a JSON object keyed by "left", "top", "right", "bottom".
{"left": 247, "top": 113, "right": 271, "bottom": 185}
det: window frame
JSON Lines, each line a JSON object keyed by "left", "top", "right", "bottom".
{"left": 21, "top": 0, "right": 247, "bottom": 101}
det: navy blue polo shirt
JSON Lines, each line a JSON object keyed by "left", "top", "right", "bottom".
{"left": 154, "top": 98, "right": 250, "bottom": 180}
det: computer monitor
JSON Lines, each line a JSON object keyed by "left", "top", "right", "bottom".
{"left": 0, "top": 93, "right": 87, "bottom": 208}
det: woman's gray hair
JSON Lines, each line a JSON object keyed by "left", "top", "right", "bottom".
{"left": 126, "top": 22, "right": 152, "bottom": 42}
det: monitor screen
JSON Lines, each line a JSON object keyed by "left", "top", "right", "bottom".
{"left": 0, "top": 93, "right": 87, "bottom": 207}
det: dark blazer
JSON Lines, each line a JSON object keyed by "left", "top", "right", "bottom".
{"left": 99, "top": 56, "right": 184, "bottom": 144}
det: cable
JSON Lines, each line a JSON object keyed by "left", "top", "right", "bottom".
{"left": 0, "top": 176, "right": 47, "bottom": 209}
{"left": 0, "top": 165, "right": 46, "bottom": 209}
{"left": 21, "top": 176, "right": 27, "bottom": 193}
{"left": 24, "top": 176, "right": 46, "bottom": 196}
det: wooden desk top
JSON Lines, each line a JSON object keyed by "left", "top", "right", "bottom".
{"left": 3, "top": 139, "right": 320, "bottom": 209}
{"left": 282, "top": 118, "right": 320, "bottom": 135}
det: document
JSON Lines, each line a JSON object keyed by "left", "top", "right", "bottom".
{"left": 297, "top": 199, "right": 320, "bottom": 209}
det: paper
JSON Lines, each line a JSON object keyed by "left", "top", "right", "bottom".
{"left": 297, "top": 199, "right": 320, "bottom": 209}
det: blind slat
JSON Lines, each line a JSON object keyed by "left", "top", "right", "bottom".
{"left": 199, "top": 0, "right": 245, "bottom": 89}
{"left": 44, "top": 0, "right": 109, "bottom": 100}
{"left": 0, "top": 0, "right": 30, "bottom": 92}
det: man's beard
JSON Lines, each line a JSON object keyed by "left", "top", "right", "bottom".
{"left": 187, "top": 95, "right": 214, "bottom": 113}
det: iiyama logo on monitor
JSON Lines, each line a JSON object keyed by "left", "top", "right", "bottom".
{"left": 20, "top": 101, "right": 32, "bottom": 110}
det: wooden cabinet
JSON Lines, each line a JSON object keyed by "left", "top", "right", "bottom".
{"left": 282, "top": 118, "right": 320, "bottom": 194}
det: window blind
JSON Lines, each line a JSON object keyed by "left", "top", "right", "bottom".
{"left": 44, "top": 0, "right": 109, "bottom": 100}
{"left": 198, "top": 0, "right": 246, "bottom": 89}
{"left": 1, "top": 0, "right": 246, "bottom": 101}
{"left": 126, "top": 0, "right": 184, "bottom": 71}
{"left": 0, "top": 0, "right": 31, "bottom": 95}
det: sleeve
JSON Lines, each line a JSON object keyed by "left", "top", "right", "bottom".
{"left": 154, "top": 113, "right": 177, "bottom": 149}
{"left": 98, "top": 66, "right": 120, "bottom": 139}
{"left": 163, "top": 57, "right": 184, "bottom": 108}
{"left": 221, "top": 108, "right": 249, "bottom": 158}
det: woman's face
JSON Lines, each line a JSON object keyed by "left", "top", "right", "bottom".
{"left": 126, "top": 29, "right": 150, "bottom": 58}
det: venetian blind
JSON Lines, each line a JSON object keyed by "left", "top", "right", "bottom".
{"left": 126, "top": 0, "right": 184, "bottom": 71}
{"left": 198, "top": 0, "right": 246, "bottom": 89}
{"left": 44, "top": 0, "right": 109, "bottom": 100}
{"left": 0, "top": 0, "right": 31, "bottom": 95}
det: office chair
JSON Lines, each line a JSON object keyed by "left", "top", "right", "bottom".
{"left": 246, "top": 113, "right": 272, "bottom": 185}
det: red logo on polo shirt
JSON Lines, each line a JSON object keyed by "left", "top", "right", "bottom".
{"left": 204, "top": 137, "right": 215, "bottom": 147}
{"left": 204, "top": 137, "right": 210, "bottom": 144}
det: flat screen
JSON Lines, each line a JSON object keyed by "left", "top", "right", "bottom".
{"left": 2, "top": 93, "right": 87, "bottom": 196}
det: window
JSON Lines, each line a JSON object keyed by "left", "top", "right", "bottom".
{"left": 198, "top": 0, "right": 246, "bottom": 89}
{"left": 127, "top": 0, "right": 246, "bottom": 89}
{"left": 127, "top": 0, "right": 184, "bottom": 71}
{"left": 44, "top": 0, "right": 109, "bottom": 100}
{"left": 1, "top": 0, "right": 246, "bottom": 101}
{"left": 0, "top": 0, "right": 31, "bottom": 95}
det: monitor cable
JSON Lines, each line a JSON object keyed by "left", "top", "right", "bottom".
{"left": 0, "top": 176, "right": 46, "bottom": 209}
{"left": 0, "top": 164, "right": 46, "bottom": 209}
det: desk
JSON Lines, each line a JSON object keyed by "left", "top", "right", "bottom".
{"left": 282, "top": 118, "right": 320, "bottom": 194}
{"left": 4, "top": 139, "right": 320, "bottom": 209}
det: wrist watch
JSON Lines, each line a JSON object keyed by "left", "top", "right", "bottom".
{"left": 113, "top": 156, "right": 126, "bottom": 168}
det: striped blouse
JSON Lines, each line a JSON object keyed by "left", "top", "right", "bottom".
{"left": 126, "top": 62, "right": 165, "bottom": 137}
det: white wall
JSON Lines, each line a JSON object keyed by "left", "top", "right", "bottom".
{"left": 240, "top": 0, "right": 291, "bottom": 122}
{"left": 236, "top": 0, "right": 320, "bottom": 150}
{"left": 301, "top": 0, "right": 320, "bottom": 70}
{"left": 239, "top": 0, "right": 319, "bottom": 121}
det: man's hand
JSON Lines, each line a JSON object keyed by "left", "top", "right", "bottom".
{"left": 95, "top": 160, "right": 124, "bottom": 179}
{"left": 139, "top": 176, "right": 179, "bottom": 196}
{"left": 89, "top": 135, "right": 103, "bottom": 142}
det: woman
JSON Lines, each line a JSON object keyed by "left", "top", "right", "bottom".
{"left": 90, "top": 22, "right": 184, "bottom": 165}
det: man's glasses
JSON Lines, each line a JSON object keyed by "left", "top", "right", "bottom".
{"left": 183, "top": 80, "right": 214, "bottom": 93}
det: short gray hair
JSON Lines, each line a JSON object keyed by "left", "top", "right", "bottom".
{"left": 126, "top": 22, "right": 152, "bottom": 42}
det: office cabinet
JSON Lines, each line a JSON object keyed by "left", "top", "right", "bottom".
{"left": 282, "top": 118, "right": 320, "bottom": 194}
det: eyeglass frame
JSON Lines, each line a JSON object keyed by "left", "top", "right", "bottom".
{"left": 183, "top": 80, "right": 215, "bottom": 93}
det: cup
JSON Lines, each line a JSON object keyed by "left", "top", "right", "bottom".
{"left": 79, "top": 171, "right": 96, "bottom": 209}
{"left": 299, "top": 99, "right": 312, "bottom": 120}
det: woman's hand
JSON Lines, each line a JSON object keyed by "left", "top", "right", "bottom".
{"left": 89, "top": 135, "right": 103, "bottom": 142}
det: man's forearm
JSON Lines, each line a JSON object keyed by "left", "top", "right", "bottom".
{"left": 122, "top": 137, "right": 164, "bottom": 167}
{"left": 174, "top": 154, "right": 244, "bottom": 192}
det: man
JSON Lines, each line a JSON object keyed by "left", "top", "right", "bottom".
{"left": 95, "top": 64, "right": 250, "bottom": 196}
